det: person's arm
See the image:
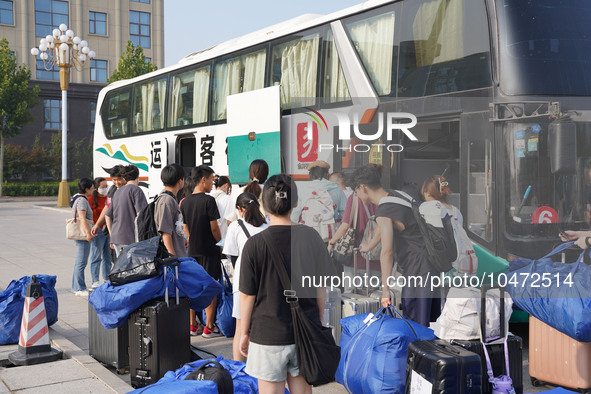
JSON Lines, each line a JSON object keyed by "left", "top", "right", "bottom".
{"left": 106, "top": 216, "right": 113, "bottom": 240}
{"left": 377, "top": 216, "right": 394, "bottom": 307}
{"left": 564, "top": 230, "right": 591, "bottom": 249}
{"left": 78, "top": 209, "right": 93, "bottom": 242}
{"left": 183, "top": 223, "right": 190, "bottom": 240}
{"left": 316, "top": 286, "right": 325, "bottom": 324}
{"left": 161, "top": 233, "right": 176, "bottom": 256}
{"left": 210, "top": 220, "right": 221, "bottom": 242}
{"left": 239, "top": 293, "right": 255, "bottom": 357}
{"left": 91, "top": 204, "right": 108, "bottom": 236}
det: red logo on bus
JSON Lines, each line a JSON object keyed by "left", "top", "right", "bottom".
{"left": 532, "top": 206, "right": 558, "bottom": 224}
{"left": 297, "top": 122, "right": 318, "bottom": 162}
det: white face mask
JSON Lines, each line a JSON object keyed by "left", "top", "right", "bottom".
{"left": 98, "top": 187, "right": 109, "bottom": 196}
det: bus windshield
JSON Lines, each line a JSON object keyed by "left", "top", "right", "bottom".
{"left": 497, "top": 0, "right": 591, "bottom": 96}
{"left": 503, "top": 118, "right": 591, "bottom": 238}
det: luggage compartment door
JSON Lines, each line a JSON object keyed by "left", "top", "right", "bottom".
{"left": 226, "top": 86, "right": 281, "bottom": 184}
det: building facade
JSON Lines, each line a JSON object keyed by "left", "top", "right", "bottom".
{"left": 0, "top": 0, "right": 164, "bottom": 179}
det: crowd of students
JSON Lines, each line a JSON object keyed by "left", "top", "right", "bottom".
{"left": 69, "top": 157, "right": 471, "bottom": 394}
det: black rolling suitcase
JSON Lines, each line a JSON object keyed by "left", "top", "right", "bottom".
{"left": 450, "top": 285, "right": 523, "bottom": 394}
{"left": 88, "top": 301, "right": 129, "bottom": 373}
{"left": 129, "top": 259, "right": 191, "bottom": 388}
{"left": 406, "top": 339, "right": 482, "bottom": 393}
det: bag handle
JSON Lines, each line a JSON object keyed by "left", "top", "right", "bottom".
{"left": 195, "top": 360, "right": 226, "bottom": 373}
{"left": 542, "top": 241, "right": 576, "bottom": 259}
{"left": 350, "top": 195, "right": 359, "bottom": 229}
{"left": 238, "top": 219, "right": 251, "bottom": 238}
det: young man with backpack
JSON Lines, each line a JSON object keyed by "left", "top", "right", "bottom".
{"left": 350, "top": 165, "right": 442, "bottom": 326}
{"left": 291, "top": 160, "right": 347, "bottom": 242}
{"left": 180, "top": 165, "right": 222, "bottom": 337}
{"left": 154, "top": 163, "right": 186, "bottom": 257}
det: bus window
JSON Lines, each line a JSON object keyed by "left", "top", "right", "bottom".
{"left": 343, "top": 7, "right": 396, "bottom": 96}
{"left": 103, "top": 89, "right": 130, "bottom": 138}
{"left": 168, "top": 64, "right": 211, "bottom": 128}
{"left": 270, "top": 31, "right": 320, "bottom": 110}
{"left": 212, "top": 48, "right": 266, "bottom": 121}
{"left": 398, "top": 0, "right": 491, "bottom": 97}
{"left": 132, "top": 77, "right": 167, "bottom": 134}
{"left": 323, "top": 30, "right": 350, "bottom": 103}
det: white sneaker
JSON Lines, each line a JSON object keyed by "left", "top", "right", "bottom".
{"left": 74, "top": 290, "right": 89, "bottom": 297}
{"left": 91, "top": 281, "right": 101, "bottom": 289}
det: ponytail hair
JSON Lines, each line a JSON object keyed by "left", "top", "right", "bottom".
{"left": 421, "top": 175, "right": 452, "bottom": 202}
{"left": 244, "top": 159, "right": 269, "bottom": 199}
{"left": 236, "top": 192, "right": 266, "bottom": 227}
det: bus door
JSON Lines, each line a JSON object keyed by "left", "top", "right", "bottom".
{"left": 226, "top": 86, "right": 281, "bottom": 184}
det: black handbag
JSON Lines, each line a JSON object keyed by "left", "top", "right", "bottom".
{"left": 108, "top": 236, "right": 171, "bottom": 286}
{"left": 332, "top": 195, "right": 359, "bottom": 264}
{"left": 262, "top": 231, "right": 341, "bottom": 386}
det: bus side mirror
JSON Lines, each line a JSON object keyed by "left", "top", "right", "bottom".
{"left": 549, "top": 120, "right": 577, "bottom": 175}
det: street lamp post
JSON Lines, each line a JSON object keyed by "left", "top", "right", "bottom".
{"left": 31, "top": 24, "right": 95, "bottom": 207}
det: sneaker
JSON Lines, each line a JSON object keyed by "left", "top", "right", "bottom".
{"left": 190, "top": 325, "right": 200, "bottom": 336}
{"left": 74, "top": 290, "right": 89, "bottom": 297}
{"left": 202, "top": 326, "right": 222, "bottom": 338}
{"left": 91, "top": 281, "right": 101, "bottom": 289}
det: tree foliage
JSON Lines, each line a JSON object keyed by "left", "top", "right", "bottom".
{"left": 108, "top": 41, "right": 158, "bottom": 84}
{"left": 0, "top": 38, "right": 39, "bottom": 195}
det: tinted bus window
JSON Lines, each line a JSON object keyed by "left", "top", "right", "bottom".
{"left": 103, "top": 89, "right": 131, "bottom": 138}
{"left": 398, "top": 0, "right": 491, "bottom": 97}
{"left": 323, "top": 30, "right": 350, "bottom": 103}
{"left": 270, "top": 31, "right": 320, "bottom": 109}
{"left": 343, "top": 8, "right": 396, "bottom": 96}
{"left": 168, "top": 64, "right": 211, "bottom": 128}
{"left": 497, "top": 0, "right": 591, "bottom": 96}
{"left": 212, "top": 48, "right": 266, "bottom": 121}
{"left": 132, "top": 77, "right": 167, "bottom": 134}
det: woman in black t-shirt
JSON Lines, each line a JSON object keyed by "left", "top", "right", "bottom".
{"left": 239, "top": 174, "right": 333, "bottom": 394}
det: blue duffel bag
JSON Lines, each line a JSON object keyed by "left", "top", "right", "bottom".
{"left": 202, "top": 262, "right": 235, "bottom": 337}
{"left": 0, "top": 275, "right": 59, "bottom": 345}
{"left": 336, "top": 306, "right": 436, "bottom": 393}
{"left": 507, "top": 241, "right": 591, "bottom": 342}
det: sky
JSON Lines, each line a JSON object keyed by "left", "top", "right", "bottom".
{"left": 164, "top": 0, "right": 363, "bottom": 67}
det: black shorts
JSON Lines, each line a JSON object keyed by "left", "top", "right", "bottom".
{"left": 193, "top": 253, "right": 221, "bottom": 281}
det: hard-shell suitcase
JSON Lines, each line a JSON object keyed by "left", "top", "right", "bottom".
{"left": 341, "top": 248, "right": 380, "bottom": 318}
{"left": 129, "top": 260, "right": 191, "bottom": 388}
{"left": 529, "top": 315, "right": 591, "bottom": 390}
{"left": 450, "top": 285, "right": 523, "bottom": 394}
{"left": 323, "top": 287, "right": 342, "bottom": 344}
{"left": 88, "top": 300, "right": 129, "bottom": 373}
{"left": 406, "top": 339, "right": 482, "bottom": 393}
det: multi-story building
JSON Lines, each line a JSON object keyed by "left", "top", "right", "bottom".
{"left": 0, "top": 0, "right": 164, "bottom": 179}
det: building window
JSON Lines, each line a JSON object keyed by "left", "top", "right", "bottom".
{"left": 44, "top": 99, "right": 61, "bottom": 130}
{"left": 89, "top": 11, "right": 107, "bottom": 35}
{"left": 130, "top": 11, "right": 150, "bottom": 48}
{"left": 130, "top": 0, "right": 150, "bottom": 3}
{"left": 35, "top": 0, "right": 68, "bottom": 38}
{"left": 90, "top": 101, "right": 96, "bottom": 132}
{"left": 90, "top": 59, "right": 108, "bottom": 82}
{"left": 0, "top": 1, "right": 13, "bottom": 25}
{"left": 36, "top": 53, "right": 59, "bottom": 80}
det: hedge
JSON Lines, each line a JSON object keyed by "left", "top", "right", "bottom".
{"left": 2, "top": 181, "right": 78, "bottom": 197}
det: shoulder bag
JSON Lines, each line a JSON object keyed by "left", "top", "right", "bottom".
{"left": 66, "top": 199, "right": 93, "bottom": 241}
{"left": 361, "top": 203, "right": 382, "bottom": 261}
{"left": 332, "top": 195, "right": 358, "bottom": 264}
{"left": 261, "top": 230, "right": 340, "bottom": 386}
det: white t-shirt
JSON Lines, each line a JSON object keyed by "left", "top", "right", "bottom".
{"left": 208, "top": 188, "right": 233, "bottom": 239}
{"left": 223, "top": 219, "right": 268, "bottom": 293}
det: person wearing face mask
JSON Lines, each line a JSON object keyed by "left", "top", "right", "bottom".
{"left": 88, "top": 177, "right": 111, "bottom": 287}
{"left": 209, "top": 175, "right": 233, "bottom": 240}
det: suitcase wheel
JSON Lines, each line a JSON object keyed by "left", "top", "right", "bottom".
{"left": 530, "top": 377, "right": 544, "bottom": 387}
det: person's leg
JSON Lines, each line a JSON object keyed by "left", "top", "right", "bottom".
{"left": 101, "top": 232, "right": 112, "bottom": 280}
{"left": 204, "top": 296, "right": 218, "bottom": 328}
{"left": 89, "top": 235, "right": 101, "bottom": 283}
{"left": 258, "top": 380, "right": 286, "bottom": 394}
{"left": 72, "top": 240, "right": 90, "bottom": 292}
{"left": 199, "top": 254, "right": 221, "bottom": 335}
{"left": 286, "top": 374, "right": 312, "bottom": 394}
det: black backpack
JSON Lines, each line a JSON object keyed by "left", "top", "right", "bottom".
{"left": 379, "top": 191, "right": 457, "bottom": 273}
{"left": 185, "top": 360, "right": 233, "bottom": 394}
{"left": 135, "top": 190, "right": 175, "bottom": 242}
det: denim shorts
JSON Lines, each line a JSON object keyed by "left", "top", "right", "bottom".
{"left": 245, "top": 342, "right": 299, "bottom": 382}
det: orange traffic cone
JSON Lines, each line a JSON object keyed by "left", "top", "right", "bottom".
{"left": 8, "top": 275, "right": 62, "bottom": 366}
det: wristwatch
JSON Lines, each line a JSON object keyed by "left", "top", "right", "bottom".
{"left": 586, "top": 236, "right": 591, "bottom": 248}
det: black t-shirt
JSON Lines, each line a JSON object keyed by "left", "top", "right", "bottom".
{"left": 239, "top": 225, "right": 335, "bottom": 346}
{"left": 375, "top": 190, "right": 435, "bottom": 277}
{"left": 180, "top": 193, "right": 220, "bottom": 257}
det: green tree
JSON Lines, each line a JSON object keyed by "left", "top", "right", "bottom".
{"left": 0, "top": 38, "right": 39, "bottom": 196}
{"left": 108, "top": 41, "right": 157, "bottom": 84}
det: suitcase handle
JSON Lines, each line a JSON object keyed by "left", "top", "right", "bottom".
{"left": 434, "top": 341, "right": 462, "bottom": 355}
{"left": 480, "top": 284, "right": 506, "bottom": 342}
{"left": 142, "top": 336, "right": 152, "bottom": 359}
